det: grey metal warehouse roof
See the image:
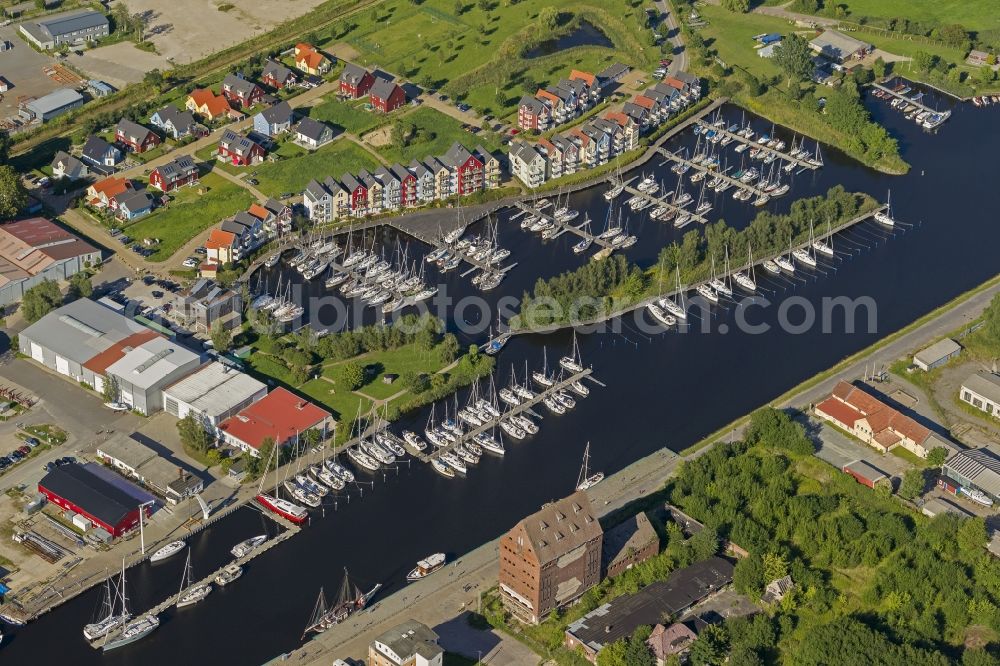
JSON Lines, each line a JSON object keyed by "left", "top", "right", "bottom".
{"left": 106, "top": 337, "right": 201, "bottom": 390}
{"left": 945, "top": 448, "right": 1000, "bottom": 496}
{"left": 34, "top": 9, "right": 108, "bottom": 38}
{"left": 962, "top": 372, "right": 1000, "bottom": 405}
{"left": 97, "top": 436, "right": 156, "bottom": 471}
{"left": 914, "top": 338, "right": 961, "bottom": 366}
{"left": 163, "top": 362, "right": 265, "bottom": 417}
{"left": 20, "top": 298, "right": 148, "bottom": 366}
{"left": 26, "top": 88, "right": 84, "bottom": 116}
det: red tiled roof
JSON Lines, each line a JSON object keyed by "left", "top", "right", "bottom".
{"left": 535, "top": 89, "right": 562, "bottom": 106}
{"left": 82, "top": 330, "right": 161, "bottom": 375}
{"left": 90, "top": 177, "right": 132, "bottom": 199}
{"left": 187, "top": 88, "right": 216, "bottom": 107}
{"left": 815, "top": 397, "right": 861, "bottom": 428}
{"left": 247, "top": 204, "right": 270, "bottom": 221}
{"left": 569, "top": 70, "right": 596, "bottom": 87}
{"left": 206, "top": 228, "right": 236, "bottom": 250}
{"left": 219, "top": 387, "right": 330, "bottom": 450}
{"left": 633, "top": 95, "right": 656, "bottom": 110}
{"left": 828, "top": 381, "right": 932, "bottom": 444}
{"left": 663, "top": 77, "right": 685, "bottom": 90}
{"left": 296, "top": 49, "right": 326, "bottom": 70}
{"left": 604, "top": 111, "right": 632, "bottom": 127}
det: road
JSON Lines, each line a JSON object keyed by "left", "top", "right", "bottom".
{"left": 658, "top": 0, "right": 688, "bottom": 75}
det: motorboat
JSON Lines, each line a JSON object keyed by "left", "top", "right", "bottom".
{"left": 231, "top": 535, "right": 267, "bottom": 558}
{"left": 431, "top": 458, "right": 455, "bottom": 478}
{"left": 407, "top": 553, "right": 446, "bottom": 582}
{"left": 150, "top": 540, "right": 185, "bottom": 563}
{"left": 215, "top": 564, "right": 243, "bottom": 587}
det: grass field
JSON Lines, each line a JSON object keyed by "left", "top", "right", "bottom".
{"left": 696, "top": 5, "right": 788, "bottom": 79}
{"left": 307, "top": 96, "right": 387, "bottom": 135}
{"left": 297, "top": 378, "right": 373, "bottom": 423}
{"left": 125, "top": 172, "right": 253, "bottom": 261}
{"left": 252, "top": 139, "right": 380, "bottom": 197}
{"left": 377, "top": 106, "right": 499, "bottom": 163}
{"left": 817, "top": 0, "right": 1000, "bottom": 34}
{"left": 350, "top": 345, "right": 449, "bottom": 400}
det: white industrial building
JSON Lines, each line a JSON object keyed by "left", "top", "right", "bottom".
{"left": 163, "top": 361, "right": 267, "bottom": 434}
{"left": 105, "top": 338, "right": 202, "bottom": 415}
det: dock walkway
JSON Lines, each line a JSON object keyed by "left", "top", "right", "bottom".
{"left": 620, "top": 179, "right": 709, "bottom": 225}
{"left": 871, "top": 82, "right": 949, "bottom": 119}
{"left": 698, "top": 123, "right": 821, "bottom": 170}
{"left": 512, "top": 203, "right": 613, "bottom": 250}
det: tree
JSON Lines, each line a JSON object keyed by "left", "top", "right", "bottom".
{"left": 21, "top": 280, "right": 63, "bottom": 323}
{"left": 762, "top": 551, "right": 788, "bottom": 582}
{"left": 68, "top": 272, "right": 93, "bottom": 299}
{"left": 898, "top": 468, "right": 926, "bottom": 500}
{"left": 773, "top": 34, "right": 814, "bottom": 84}
{"left": 177, "top": 413, "right": 211, "bottom": 454}
{"left": 439, "top": 333, "right": 460, "bottom": 363}
{"left": 0, "top": 130, "right": 10, "bottom": 162}
{"left": 211, "top": 321, "right": 233, "bottom": 352}
{"left": 957, "top": 517, "right": 988, "bottom": 553}
{"left": 538, "top": 7, "right": 559, "bottom": 31}
{"left": 0, "top": 165, "right": 28, "bottom": 219}
{"left": 927, "top": 447, "right": 948, "bottom": 467}
{"left": 144, "top": 69, "right": 165, "bottom": 90}
{"left": 453, "top": 0, "right": 463, "bottom": 15}
{"left": 912, "top": 51, "right": 936, "bottom": 73}
{"left": 690, "top": 526, "right": 719, "bottom": 561}
{"left": 338, "top": 362, "right": 366, "bottom": 390}
{"left": 689, "top": 625, "right": 728, "bottom": 665}
{"left": 101, "top": 375, "right": 120, "bottom": 403}
{"left": 721, "top": 0, "right": 749, "bottom": 11}
{"left": 872, "top": 56, "right": 887, "bottom": 79}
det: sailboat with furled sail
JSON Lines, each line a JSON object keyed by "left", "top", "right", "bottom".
{"left": 84, "top": 565, "right": 131, "bottom": 641}
{"left": 176, "top": 549, "right": 212, "bottom": 608}
{"left": 302, "top": 569, "right": 381, "bottom": 637}
{"left": 733, "top": 243, "right": 757, "bottom": 292}
{"left": 575, "top": 442, "right": 604, "bottom": 491}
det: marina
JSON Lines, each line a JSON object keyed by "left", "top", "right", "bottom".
{"left": 870, "top": 79, "right": 951, "bottom": 129}
{"left": 512, "top": 200, "right": 616, "bottom": 253}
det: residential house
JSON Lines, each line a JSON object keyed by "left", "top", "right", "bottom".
{"left": 339, "top": 62, "right": 374, "bottom": 98}
{"left": 261, "top": 198, "right": 292, "bottom": 235}
{"left": 303, "top": 177, "right": 351, "bottom": 222}
{"left": 149, "top": 155, "right": 199, "bottom": 193}
{"left": 498, "top": 491, "right": 603, "bottom": 624}
{"left": 221, "top": 210, "right": 265, "bottom": 257}
{"left": 647, "top": 623, "right": 698, "bottom": 665}
{"left": 115, "top": 118, "right": 161, "bottom": 154}
{"left": 186, "top": 89, "right": 236, "bottom": 122}
{"left": 960, "top": 372, "right": 1000, "bottom": 417}
{"left": 86, "top": 176, "right": 133, "bottom": 210}
{"left": 218, "top": 387, "right": 332, "bottom": 456}
{"left": 149, "top": 105, "right": 199, "bottom": 140}
{"left": 218, "top": 129, "right": 266, "bottom": 166}
{"left": 476, "top": 146, "right": 501, "bottom": 190}
{"left": 341, "top": 173, "right": 369, "bottom": 215}
{"left": 205, "top": 228, "right": 238, "bottom": 266}
{"left": 440, "top": 142, "right": 484, "bottom": 196}
{"left": 597, "top": 62, "right": 630, "bottom": 88}
{"left": 375, "top": 166, "right": 401, "bottom": 210}
{"left": 253, "top": 101, "right": 294, "bottom": 137}
{"left": 409, "top": 160, "right": 435, "bottom": 204}
{"left": 81, "top": 135, "right": 122, "bottom": 172}
{"left": 369, "top": 78, "right": 406, "bottom": 113}
{"left": 115, "top": 190, "right": 153, "bottom": 221}
{"left": 536, "top": 88, "right": 570, "bottom": 125}
{"left": 604, "top": 111, "right": 639, "bottom": 150}
{"left": 552, "top": 135, "right": 579, "bottom": 176}
{"left": 261, "top": 59, "right": 297, "bottom": 90}
{"left": 50, "top": 151, "right": 88, "bottom": 181}
{"left": 622, "top": 101, "right": 650, "bottom": 130}
{"left": 221, "top": 73, "right": 264, "bottom": 109}
{"left": 170, "top": 278, "right": 243, "bottom": 333}
{"left": 511, "top": 141, "right": 547, "bottom": 188}
{"left": 518, "top": 95, "right": 550, "bottom": 131}
{"left": 815, "top": 380, "right": 955, "bottom": 459}
{"left": 391, "top": 163, "right": 418, "bottom": 207}
{"left": 294, "top": 43, "right": 331, "bottom": 76}
{"left": 294, "top": 116, "right": 335, "bottom": 149}
{"left": 358, "top": 170, "right": 384, "bottom": 214}
{"left": 581, "top": 122, "right": 612, "bottom": 165}
{"left": 568, "top": 70, "right": 600, "bottom": 104}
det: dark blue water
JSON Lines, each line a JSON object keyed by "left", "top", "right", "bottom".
{"left": 524, "top": 20, "right": 614, "bottom": 58}
{"left": 5, "top": 86, "right": 997, "bottom": 665}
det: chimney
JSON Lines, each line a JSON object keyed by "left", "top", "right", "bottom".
{"left": 178, "top": 467, "right": 184, "bottom": 479}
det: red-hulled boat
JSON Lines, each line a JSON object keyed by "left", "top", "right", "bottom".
{"left": 256, "top": 493, "right": 308, "bottom": 524}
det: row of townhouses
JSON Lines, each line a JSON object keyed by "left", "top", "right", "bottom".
{"left": 303, "top": 142, "right": 500, "bottom": 222}
{"left": 510, "top": 72, "right": 702, "bottom": 188}
{"left": 518, "top": 69, "right": 604, "bottom": 132}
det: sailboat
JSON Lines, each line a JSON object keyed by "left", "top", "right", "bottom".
{"left": 647, "top": 259, "right": 677, "bottom": 326}
{"left": 709, "top": 251, "right": 733, "bottom": 297}
{"left": 775, "top": 238, "right": 795, "bottom": 273}
{"left": 302, "top": 570, "right": 381, "bottom": 636}
{"left": 812, "top": 220, "right": 834, "bottom": 257}
{"left": 532, "top": 348, "right": 555, "bottom": 386}
{"left": 604, "top": 165, "right": 625, "bottom": 200}
{"left": 256, "top": 442, "right": 310, "bottom": 524}
{"left": 659, "top": 267, "right": 687, "bottom": 320}
{"left": 101, "top": 560, "right": 158, "bottom": 651}
{"left": 792, "top": 239, "right": 817, "bottom": 267}
{"left": 874, "top": 190, "right": 896, "bottom": 226}
{"left": 176, "top": 549, "right": 212, "bottom": 608}
{"left": 84, "top": 565, "right": 131, "bottom": 641}
{"left": 733, "top": 244, "right": 757, "bottom": 292}
{"left": 559, "top": 332, "right": 584, "bottom": 373}
{"left": 573, "top": 216, "right": 594, "bottom": 254}
{"left": 575, "top": 442, "right": 604, "bottom": 491}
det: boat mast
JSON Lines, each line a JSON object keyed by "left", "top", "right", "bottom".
{"left": 177, "top": 549, "right": 192, "bottom": 603}
{"left": 577, "top": 442, "right": 591, "bottom": 489}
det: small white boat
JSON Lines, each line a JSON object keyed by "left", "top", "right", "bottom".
{"left": 214, "top": 564, "right": 243, "bottom": 587}
{"left": 407, "top": 553, "right": 446, "bottom": 581}
{"left": 792, "top": 248, "right": 817, "bottom": 267}
{"left": 231, "top": 535, "right": 267, "bottom": 558}
{"left": 696, "top": 283, "right": 719, "bottom": 303}
{"left": 431, "top": 458, "right": 455, "bottom": 478}
{"left": 150, "top": 540, "right": 185, "bottom": 563}
{"left": 763, "top": 259, "right": 781, "bottom": 275}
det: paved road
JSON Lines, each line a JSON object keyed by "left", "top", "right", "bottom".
{"left": 658, "top": 0, "right": 688, "bottom": 75}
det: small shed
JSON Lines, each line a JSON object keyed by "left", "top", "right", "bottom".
{"left": 913, "top": 338, "right": 961, "bottom": 371}
{"left": 72, "top": 513, "right": 92, "bottom": 531}
{"left": 843, "top": 460, "right": 889, "bottom": 490}
{"left": 382, "top": 373, "right": 399, "bottom": 385}
{"left": 921, "top": 497, "right": 972, "bottom": 519}
{"left": 227, "top": 457, "right": 247, "bottom": 482}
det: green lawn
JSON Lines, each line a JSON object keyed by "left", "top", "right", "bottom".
{"left": 252, "top": 139, "right": 380, "bottom": 197}
{"left": 814, "top": 0, "right": 1000, "bottom": 35}
{"left": 297, "top": 378, "right": 373, "bottom": 422}
{"left": 378, "top": 106, "right": 498, "bottom": 163}
{"left": 125, "top": 172, "right": 253, "bottom": 261}
{"left": 352, "top": 345, "right": 449, "bottom": 400}
{"left": 307, "top": 96, "right": 386, "bottom": 135}
{"left": 697, "top": 5, "right": 789, "bottom": 79}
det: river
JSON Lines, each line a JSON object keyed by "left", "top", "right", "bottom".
{"left": 3, "top": 87, "right": 996, "bottom": 664}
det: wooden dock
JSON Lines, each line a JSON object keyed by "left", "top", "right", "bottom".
{"left": 512, "top": 202, "right": 614, "bottom": 251}
{"left": 418, "top": 368, "right": 595, "bottom": 464}
{"left": 620, "top": 179, "right": 709, "bottom": 226}
{"left": 656, "top": 148, "right": 771, "bottom": 200}
{"left": 695, "top": 123, "right": 821, "bottom": 170}
{"left": 871, "top": 81, "right": 949, "bottom": 119}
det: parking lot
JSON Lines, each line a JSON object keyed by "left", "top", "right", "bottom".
{"left": 0, "top": 24, "right": 62, "bottom": 126}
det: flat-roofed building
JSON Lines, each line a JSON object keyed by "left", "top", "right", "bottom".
{"left": 809, "top": 29, "right": 872, "bottom": 63}
{"left": 105, "top": 337, "right": 203, "bottom": 415}
{"left": 163, "top": 362, "right": 267, "bottom": 434}
{"left": 20, "top": 88, "right": 84, "bottom": 121}
{"left": 368, "top": 619, "right": 443, "bottom": 666}
{"left": 960, "top": 372, "right": 1000, "bottom": 417}
{"left": 19, "top": 9, "right": 109, "bottom": 49}
{"left": 913, "top": 338, "right": 961, "bottom": 371}
{"left": 0, "top": 217, "right": 101, "bottom": 306}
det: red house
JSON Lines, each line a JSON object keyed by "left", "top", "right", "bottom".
{"left": 261, "top": 60, "right": 297, "bottom": 90}
{"left": 218, "top": 387, "right": 331, "bottom": 456}
{"left": 218, "top": 129, "right": 266, "bottom": 166}
{"left": 115, "top": 119, "right": 161, "bottom": 154}
{"left": 369, "top": 79, "right": 406, "bottom": 113}
{"left": 340, "top": 172, "right": 368, "bottom": 214}
{"left": 441, "top": 142, "right": 484, "bottom": 196}
{"left": 149, "top": 155, "right": 199, "bottom": 192}
{"left": 392, "top": 164, "right": 417, "bottom": 207}
{"left": 339, "top": 63, "right": 374, "bottom": 99}
{"left": 38, "top": 463, "right": 151, "bottom": 538}
{"left": 221, "top": 73, "right": 264, "bottom": 109}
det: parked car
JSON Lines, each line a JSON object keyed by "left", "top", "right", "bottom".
{"left": 143, "top": 275, "right": 157, "bottom": 285}
{"left": 17, "top": 446, "right": 30, "bottom": 456}
{"left": 457, "top": 103, "right": 470, "bottom": 112}
{"left": 246, "top": 178, "right": 259, "bottom": 186}
{"left": 24, "top": 437, "right": 39, "bottom": 448}
{"left": 182, "top": 257, "right": 199, "bottom": 268}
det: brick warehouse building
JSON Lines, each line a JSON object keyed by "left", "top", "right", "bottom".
{"left": 38, "top": 463, "right": 151, "bottom": 537}
{"left": 499, "top": 491, "right": 603, "bottom": 624}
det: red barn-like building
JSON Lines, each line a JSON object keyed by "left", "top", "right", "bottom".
{"left": 369, "top": 79, "right": 406, "bottom": 113}
{"left": 38, "top": 463, "right": 150, "bottom": 537}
